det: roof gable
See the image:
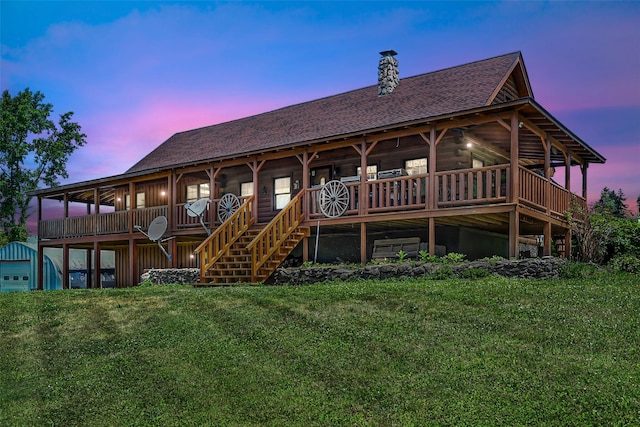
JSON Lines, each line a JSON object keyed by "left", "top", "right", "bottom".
{"left": 489, "top": 55, "right": 533, "bottom": 104}
{"left": 127, "top": 52, "right": 524, "bottom": 173}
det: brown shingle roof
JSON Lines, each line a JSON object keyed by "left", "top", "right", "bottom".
{"left": 127, "top": 52, "right": 522, "bottom": 173}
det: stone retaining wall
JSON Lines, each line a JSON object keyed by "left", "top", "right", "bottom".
{"left": 266, "top": 257, "right": 566, "bottom": 286}
{"left": 140, "top": 258, "right": 566, "bottom": 286}
{"left": 140, "top": 268, "right": 200, "bottom": 285}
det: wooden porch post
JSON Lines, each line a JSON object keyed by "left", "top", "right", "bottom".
{"left": 210, "top": 167, "right": 217, "bottom": 226}
{"left": 428, "top": 127, "right": 437, "bottom": 211}
{"left": 37, "top": 241, "right": 44, "bottom": 290}
{"left": 360, "top": 222, "right": 367, "bottom": 264}
{"left": 94, "top": 241, "right": 101, "bottom": 288}
{"left": 302, "top": 151, "right": 310, "bottom": 263}
{"left": 129, "top": 238, "right": 137, "bottom": 287}
{"left": 37, "top": 197, "right": 44, "bottom": 290}
{"left": 508, "top": 113, "right": 520, "bottom": 259}
{"left": 428, "top": 217, "right": 435, "bottom": 256}
{"left": 581, "top": 163, "right": 588, "bottom": 199}
{"left": 167, "top": 173, "right": 173, "bottom": 232}
{"left": 565, "top": 228, "right": 572, "bottom": 259}
{"left": 509, "top": 113, "right": 519, "bottom": 203}
{"left": 428, "top": 127, "right": 437, "bottom": 256}
{"left": 128, "top": 182, "right": 135, "bottom": 234}
{"left": 86, "top": 249, "right": 92, "bottom": 289}
{"left": 359, "top": 140, "right": 368, "bottom": 216}
{"left": 543, "top": 222, "right": 552, "bottom": 257}
{"left": 509, "top": 210, "right": 519, "bottom": 259}
{"left": 564, "top": 152, "right": 571, "bottom": 192}
{"left": 544, "top": 138, "right": 551, "bottom": 215}
{"left": 252, "top": 160, "right": 260, "bottom": 220}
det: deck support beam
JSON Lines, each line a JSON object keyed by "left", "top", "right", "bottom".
{"left": 428, "top": 217, "right": 435, "bottom": 256}
{"left": 129, "top": 239, "right": 137, "bottom": 287}
{"left": 94, "top": 241, "right": 102, "bottom": 288}
{"left": 543, "top": 221, "right": 552, "bottom": 256}
{"left": 63, "top": 243, "right": 70, "bottom": 289}
{"left": 509, "top": 210, "right": 519, "bottom": 259}
{"left": 361, "top": 222, "right": 367, "bottom": 264}
{"left": 564, "top": 229, "right": 572, "bottom": 259}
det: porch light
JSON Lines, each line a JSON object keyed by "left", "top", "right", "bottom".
{"left": 466, "top": 141, "right": 473, "bottom": 148}
{"left": 161, "top": 191, "right": 166, "bottom": 197}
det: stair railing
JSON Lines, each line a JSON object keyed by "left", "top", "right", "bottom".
{"left": 247, "top": 190, "right": 306, "bottom": 282}
{"left": 194, "top": 196, "right": 255, "bottom": 280}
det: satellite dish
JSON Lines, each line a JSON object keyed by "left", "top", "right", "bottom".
{"left": 185, "top": 198, "right": 208, "bottom": 218}
{"left": 315, "top": 180, "right": 350, "bottom": 263}
{"left": 185, "top": 198, "right": 211, "bottom": 235}
{"left": 217, "top": 193, "right": 241, "bottom": 223}
{"left": 147, "top": 215, "right": 168, "bottom": 241}
{"left": 134, "top": 215, "right": 173, "bottom": 261}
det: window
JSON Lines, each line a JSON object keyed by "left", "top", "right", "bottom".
{"left": 136, "top": 192, "right": 146, "bottom": 209}
{"left": 186, "top": 183, "right": 210, "bottom": 203}
{"left": 357, "top": 165, "right": 378, "bottom": 180}
{"left": 472, "top": 158, "right": 484, "bottom": 169}
{"left": 124, "top": 192, "right": 146, "bottom": 209}
{"left": 241, "top": 182, "right": 254, "bottom": 197}
{"left": 405, "top": 158, "right": 428, "bottom": 175}
{"left": 274, "top": 177, "right": 291, "bottom": 209}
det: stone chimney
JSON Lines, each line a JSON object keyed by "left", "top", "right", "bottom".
{"left": 378, "top": 50, "right": 399, "bottom": 96}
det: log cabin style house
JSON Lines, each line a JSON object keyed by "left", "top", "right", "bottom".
{"left": 32, "top": 51, "right": 605, "bottom": 287}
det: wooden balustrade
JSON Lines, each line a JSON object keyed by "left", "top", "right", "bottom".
{"left": 37, "top": 165, "right": 586, "bottom": 242}
{"left": 368, "top": 174, "right": 428, "bottom": 212}
{"left": 436, "top": 165, "right": 508, "bottom": 207}
{"left": 248, "top": 190, "right": 305, "bottom": 280}
{"left": 518, "top": 167, "right": 580, "bottom": 221}
{"left": 97, "top": 211, "right": 129, "bottom": 234}
{"left": 194, "top": 196, "right": 255, "bottom": 274}
{"left": 519, "top": 168, "right": 546, "bottom": 210}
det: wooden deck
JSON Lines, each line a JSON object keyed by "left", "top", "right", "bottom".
{"left": 38, "top": 165, "right": 583, "bottom": 241}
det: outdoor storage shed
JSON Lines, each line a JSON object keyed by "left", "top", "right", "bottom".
{"left": 0, "top": 242, "right": 61, "bottom": 292}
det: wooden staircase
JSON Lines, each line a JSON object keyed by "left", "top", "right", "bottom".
{"left": 194, "top": 191, "right": 309, "bottom": 285}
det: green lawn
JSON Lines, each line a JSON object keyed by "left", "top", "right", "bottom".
{"left": 1, "top": 274, "right": 638, "bottom": 426}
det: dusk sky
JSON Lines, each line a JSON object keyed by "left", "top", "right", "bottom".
{"left": 2, "top": 1, "right": 639, "bottom": 217}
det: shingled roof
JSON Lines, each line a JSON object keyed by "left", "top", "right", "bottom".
{"left": 127, "top": 52, "right": 524, "bottom": 173}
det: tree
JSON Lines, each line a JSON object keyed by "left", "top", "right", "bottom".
{"left": 570, "top": 187, "right": 640, "bottom": 270}
{"left": 592, "top": 187, "right": 629, "bottom": 218}
{"left": 0, "top": 88, "right": 87, "bottom": 242}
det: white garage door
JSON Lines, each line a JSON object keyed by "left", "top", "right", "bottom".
{"left": 0, "top": 260, "right": 31, "bottom": 292}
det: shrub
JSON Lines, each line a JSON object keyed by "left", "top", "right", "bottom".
{"left": 442, "top": 252, "right": 466, "bottom": 264}
{"left": 429, "top": 265, "right": 455, "bottom": 280}
{"left": 609, "top": 254, "right": 640, "bottom": 274}
{"left": 559, "top": 261, "right": 601, "bottom": 279}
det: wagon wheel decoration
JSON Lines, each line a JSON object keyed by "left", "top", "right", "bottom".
{"left": 318, "top": 180, "right": 349, "bottom": 218}
{"left": 217, "top": 193, "right": 241, "bottom": 223}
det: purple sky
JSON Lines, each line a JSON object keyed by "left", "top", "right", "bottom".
{"left": 2, "top": 1, "right": 639, "bottom": 223}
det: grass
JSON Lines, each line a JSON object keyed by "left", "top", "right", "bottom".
{"left": 1, "top": 273, "right": 639, "bottom": 426}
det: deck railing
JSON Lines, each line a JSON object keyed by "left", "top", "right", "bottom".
{"left": 193, "top": 196, "right": 254, "bottom": 273}
{"left": 437, "top": 165, "right": 509, "bottom": 207}
{"left": 38, "top": 165, "right": 584, "bottom": 240}
{"left": 518, "top": 167, "right": 584, "bottom": 221}
{"left": 248, "top": 190, "right": 305, "bottom": 280}
{"left": 368, "top": 173, "right": 429, "bottom": 212}
{"left": 39, "top": 206, "right": 168, "bottom": 239}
